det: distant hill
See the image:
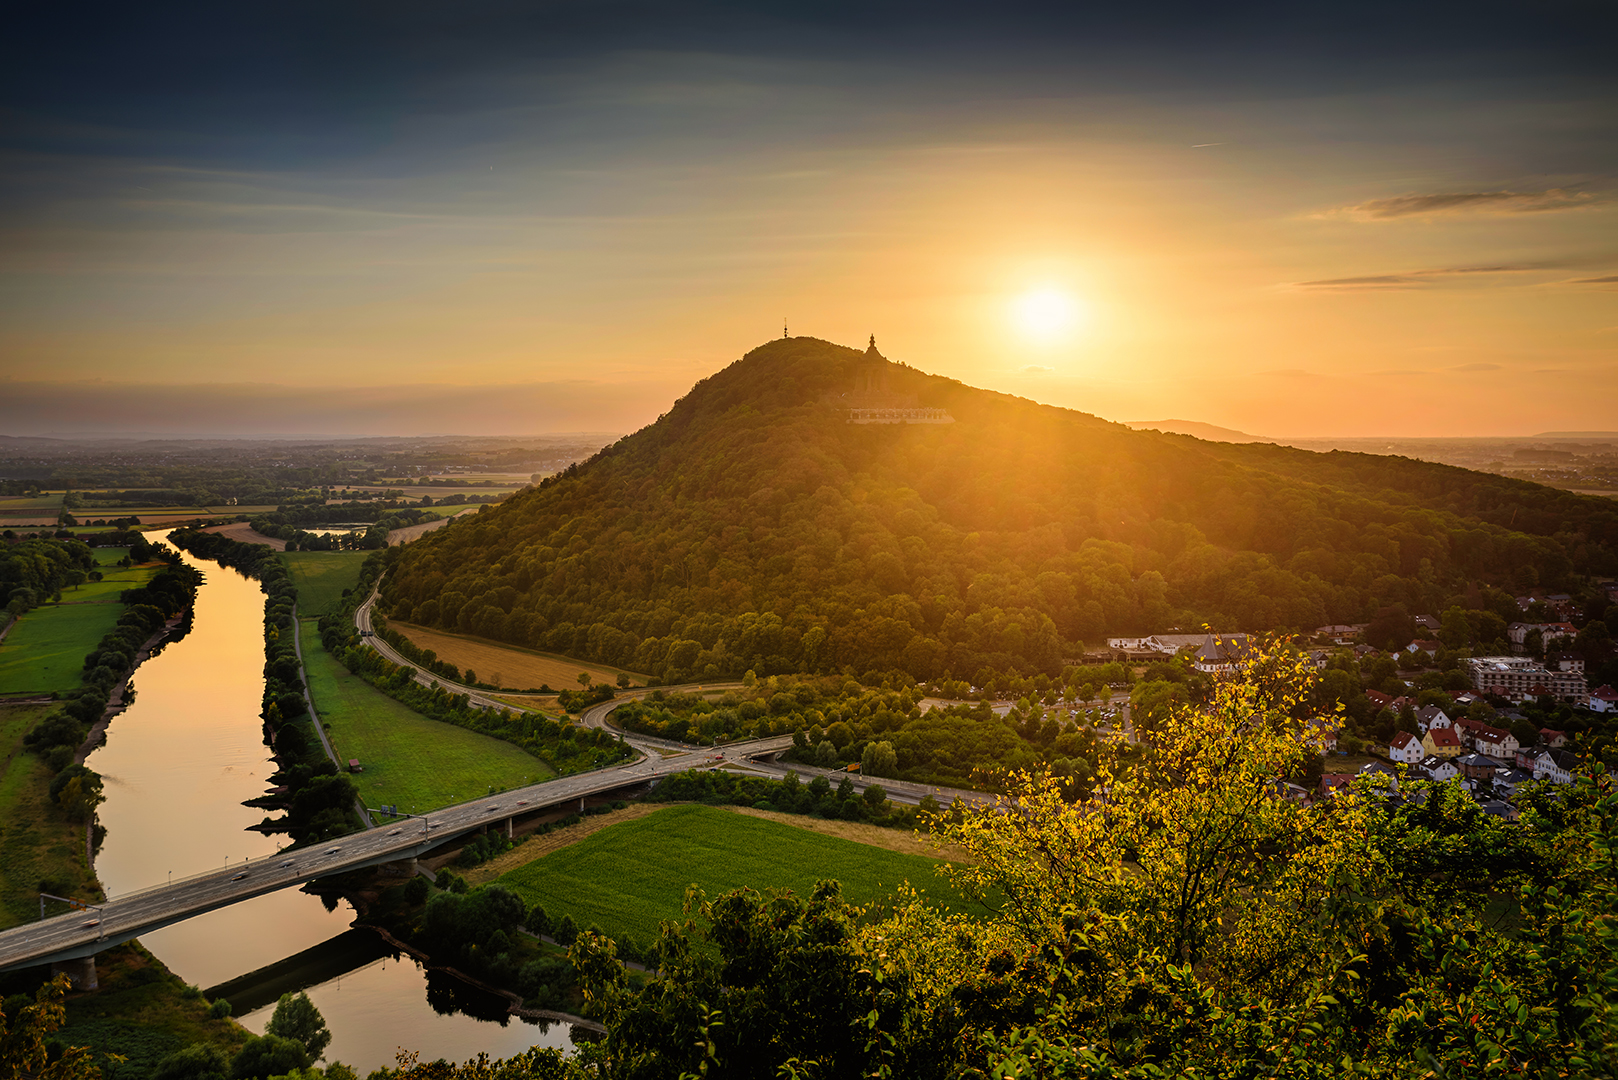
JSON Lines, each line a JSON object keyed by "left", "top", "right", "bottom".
{"left": 380, "top": 336, "right": 1618, "bottom": 682}
{"left": 1125, "top": 419, "right": 1276, "bottom": 443}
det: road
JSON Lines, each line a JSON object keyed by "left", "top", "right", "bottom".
{"left": 0, "top": 741, "right": 717, "bottom": 973}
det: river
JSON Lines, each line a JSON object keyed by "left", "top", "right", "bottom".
{"left": 87, "top": 534, "right": 568, "bottom": 1068}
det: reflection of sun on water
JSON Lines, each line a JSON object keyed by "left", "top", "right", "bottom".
{"left": 1013, "top": 286, "right": 1083, "bottom": 344}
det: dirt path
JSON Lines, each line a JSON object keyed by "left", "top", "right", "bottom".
{"left": 199, "top": 522, "right": 286, "bottom": 550}
{"left": 386, "top": 509, "right": 475, "bottom": 547}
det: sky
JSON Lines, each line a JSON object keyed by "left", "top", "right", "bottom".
{"left": 1, "top": 1, "right": 1614, "bottom": 438}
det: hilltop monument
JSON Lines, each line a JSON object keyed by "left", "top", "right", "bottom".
{"left": 847, "top": 336, "right": 954, "bottom": 424}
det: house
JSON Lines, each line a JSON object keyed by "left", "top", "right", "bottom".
{"left": 1590, "top": 685, "right": 1618, "bottom": 714}
{"left": 1388, "top": 731, "right": 1424, "bottom": 764}
{"left": 1479, "top": 800, "right": 1519, "bottom": 822}
{"left": 1417, "top": 756, "right": 1459, "bottom": 783}
{"left": 1366, "top": 689, "right": 1416, "bottom": 714}
{"left": 1539, "top": 728, "right": 1568, "bottom": 749}
{"left": 1515, "top": 745, "right": 1548, "bottom": 771}
{"left": 1471, "top": 726, "right": 1520, "bottom": 760}
{"left": 1192, "top": 633, "right": 1253, "bottom": 674}
{"left": 1318, "top": 773, "right": 1354, "bottom": 801}
{"left": 1305, "top": 724, "right": 1339, "bottom": 754}
{"left": 1406, "top": 639, "right": 1441, "bottom": 659}
{"left": 1422, "top": 726, "right": 1463, "bottom": 758}
{"left": 1415, "top": 705, "right": 1451, "bottom": 734}
{"left": 1533, "top": 748, "right": 1581, "bottom": 785}
{"left": 1492, "top": 767, "right": 1537, "bottom": 799}
{"left": 1413, "top": 614, "right": 1441, "bottom": 632}
{"left": 1456, "top": 752, "right": 1496, "bottom": 781}
{"left": 1358, "top": 761, "right": 1400, "bottom": 792}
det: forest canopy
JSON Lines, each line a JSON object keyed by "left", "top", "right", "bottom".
{"left": 381, "top": 337, "right": 1618, "bottom": 683}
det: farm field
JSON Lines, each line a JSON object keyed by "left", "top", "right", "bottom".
{"left": 91, "top": 547, "right": 132, "bottom": 565}
{"left": 297, "top": 620, "right": 551, "bottom": 811}
{"left": 52, "top": 563, "right": 158, "bottom": 603}
{"left": 0, "top": 603, "right": 127, "bottom": 695}
{"left": 389, "top": 621, "right": 643, "bottom": 690}
{"left": 0, "top": 703, "right": 99, "bottom": 928}
{"left": 496, "top": 804, "right": 979, "bottom": 946}
{"left": 283, "top": 551, "right": 366, "bottom": 617}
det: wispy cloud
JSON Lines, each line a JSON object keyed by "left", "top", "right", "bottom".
{"left": 1569, "top": 274, "right": 1618, "bottom": 285}
{"left": 1290, "top": 262, "right": 1605, "bottom": 291}
{"left": 1326, "top": 189, "right": 1600, "bottom": 220}
{"left": 1453, "top": 363, "right": 1501, "bottom": 372}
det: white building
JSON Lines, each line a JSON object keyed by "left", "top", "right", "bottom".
{"left": 1466, "top": 656, "right": 1587, "bottom": 702}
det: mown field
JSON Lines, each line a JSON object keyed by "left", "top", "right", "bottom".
{"left": 497, "top": 804, "right": 978, "bottom": 945}
{"left": 0, "top": 703, "right": 99, "bottom": 928}
{"left": 284, "top": 550, "right": 366, "bottom": 617}
{"left": 50, "top": 562, "right": 158, "bottom": 604}
{"left": 297, "top": 620, "right": 551, "bottom": 811}
{"left": 0, "top": 603, "right": 128, "bottom": 695}
{"left": 389, "top": 621, "right": 643, "bottom": 690}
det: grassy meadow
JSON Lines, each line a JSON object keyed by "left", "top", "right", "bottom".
{"left": 389, "top": 621, "right": 643, "bottom": 690}
{"left": 298, "top": 620, "right": 550, "bottom": 811}
{"left": 51, "top": 562, "right": 159, "bottom": 604}
{"left": 497, "top": 804, "right": 977, "bottom": 945}
{"left": 0, "top": 603, "right": 128, "bottom": 696}
{"left": 0, "top": 703, "right": 99, "bottom": 928}
{"left": 283, "top": 550, "right": 366, "bottom": 617}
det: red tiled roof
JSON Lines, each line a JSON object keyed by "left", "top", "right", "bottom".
{"left": 1428, "top": 727, "right": 1461, "bottom": 748}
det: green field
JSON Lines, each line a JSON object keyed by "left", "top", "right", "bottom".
{"left": 52, "top": 563, "right": 158, "bottom": 604}
{"left": 284, "top": 551, "right": 367, "bottom": 617}
{"left": 0, "top": 704, "right": 100, "bottom": 927}
{"left": 0, "top": 603, "right": 127, "bottom": 695}
{"left": 91, "top": 547, "right": 132, "bottom": 566}
{"left": 497, "top": 804, "right": 978, "bottom": 944}
{"left": 297, "top": 620, "right": 552, "bottom": 811}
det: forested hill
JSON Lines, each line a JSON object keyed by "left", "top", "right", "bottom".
{"left": 380, "top": 336, "right": 1618, "bottom": 683}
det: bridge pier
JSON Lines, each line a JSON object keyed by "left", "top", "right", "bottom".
{"left": 378, "top": 856, "right": 418, "bottom": 878}
{"left": 505, "top": 818, "right": 513, "bottom": 839}
{"left": 51, "top": 955, "right": 97, "bottom": 990}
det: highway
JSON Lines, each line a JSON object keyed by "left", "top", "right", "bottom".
{"left": 0, "top": 743, "right": 712, "bottom": 973}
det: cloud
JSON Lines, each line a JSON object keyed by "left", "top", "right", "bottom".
{"left": 1328, "top": 189, "right": 1599, "bottom": 220}
{"left": 1290, "top": 262, "right": 1594, "bottom": 291}
{"left": 1021, "top": 365, "right": 1053, "bottom": 373}
{"left": 1569, "top": 274, "right": 1618, "bottom": 285}
{"left": 1453, "top": 363, "right": 1501, "bottom": 372}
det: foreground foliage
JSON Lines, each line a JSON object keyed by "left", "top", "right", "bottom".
{"left": 377, "top": 641, "right": 1617, "bottom": 1078}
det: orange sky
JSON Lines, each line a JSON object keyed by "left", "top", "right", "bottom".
{"left": 2, "top": 8, "right": 1613, "bottom": 437}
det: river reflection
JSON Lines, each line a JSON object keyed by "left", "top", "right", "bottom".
{"left": 88, "top": 533, "right": 564, "bottom": 1068}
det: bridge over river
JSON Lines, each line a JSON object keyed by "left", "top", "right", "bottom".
{"left": 0, "top": 739, "right": 780, "bottom": 978}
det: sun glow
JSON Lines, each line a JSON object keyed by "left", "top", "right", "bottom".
{"left": 1012, "top": 286, "right": 1084, "bottom": 344}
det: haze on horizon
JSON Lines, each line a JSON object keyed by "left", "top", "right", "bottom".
{"left": 1, "top": 1, "right": 1614, "bottom": 439}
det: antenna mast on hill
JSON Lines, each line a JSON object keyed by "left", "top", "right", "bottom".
{"left": 783, "top": 318, "right": 788, "bottom": 339}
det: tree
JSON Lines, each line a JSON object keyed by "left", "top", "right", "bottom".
{"left": 860, "top": 739, "right": 896, "bottom": 777}
{"left": 0, "top": 975, "right": 98, "bottom": 1080}
{"left": 229, "top": 1034, "right": 308, "bottom": 1079}
{"left": 577, "top": 672, "right": 592, "bottom": 689}
{"left": 154, "top": 1042, "right": 230, "bottom": 1080}
{"left": 264, "top": 992, "right": 331, "bottom": 1063}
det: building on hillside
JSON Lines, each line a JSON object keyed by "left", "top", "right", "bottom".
{"left": 1388, "top": 731, "right": 1423, "bottom": 764}
{"left": 1318, "top": 774, "right": 1354, "bottom": 801}
{"left": 1456, "top": 752, "right": 1496, "bottom": 781}
{"left": 1417, "top": 756, "right": 1459, "bottom": 783}
{"left": 1589, "top": 685, "right": 1618, "bottom": 714}
{"left": 1358, "top": 761, "right": 1400, "bottom": 792}
{"left": 1192, "top": 633, "right": 1253, "bottom": 674}
{"left": 1406, "top": 639, "right": 1441, "bottom": 659}
{"left": 1472, "top": 726, "right": 1519, "bottom": 760}
{"left": 1415, "top": 705, "right": 1451, "bottom": 734}
{"left": 1533, "top": 748, "right": 1581, "bottom": 785}
{"left": 1423, "top": 725, "right": 1463, "bottom": 758}
{"left": 1467, "top": 656, "right": 1588, "bottom": 702}
{"left": 845, "top": 338, "right": 956, "bottom": 424}
{"left": 1479, "top": 800, "right": 1519, "bottom": 821}
{"left": 1539, "top": 728, "right": 1568, "bottom": 748}
{"left": 1515, "top": 745, "right": 1548, "bottom": 772}
{"left": 1492, "top": 766, "right": 1537, "bottom": 799}
{"left": 1506, "top": 621, "right": 1579, "bottom": 649}
{"left": 1413, "top": 614, "right": 1442, "bottom": 632}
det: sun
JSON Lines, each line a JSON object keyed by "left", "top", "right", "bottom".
{"left": 1012, "top": 286, "right": 1083, "bottom": 344}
